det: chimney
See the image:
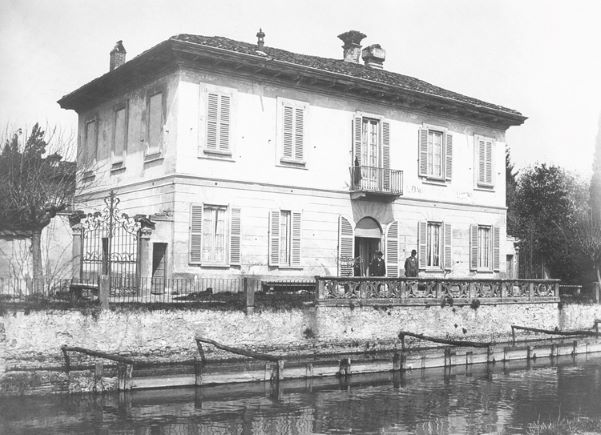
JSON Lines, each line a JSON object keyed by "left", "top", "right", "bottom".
{"left": 256, "top": 28, "right": 265, "bottom": 51}
{"left": 109, "top": 40, "right": 127, "bottom": 71}
{"left": 337, "top": 30, "right": 366, "bottom": 64}
{"left": 362, "top": 44, "right": 386, "bottom": 69}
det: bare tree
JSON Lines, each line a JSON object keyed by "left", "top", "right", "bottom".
{"left": 0, "top": 123, "right": 77, "bottom": 286}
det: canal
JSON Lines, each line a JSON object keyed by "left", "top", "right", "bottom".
{"left": 1, "top": 354, "right": 601, "bottom": 434}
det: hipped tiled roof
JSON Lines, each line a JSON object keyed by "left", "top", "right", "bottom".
{"left": 172, "top": 34, "right": 522, "bottom": 117}
{"left": 59, "top": 33, "right": 525, "bottom": 125}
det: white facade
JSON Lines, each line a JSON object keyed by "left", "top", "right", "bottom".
{"left": 64, "top": 36, "right": 523, "bottom": 281}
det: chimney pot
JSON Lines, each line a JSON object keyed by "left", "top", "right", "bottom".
{"left": 256, "top": 28, "right": 265, "bottom": 50}
{"left": 110, "top": 40, "right": 127, "bottom": 71}
{"left": 362, "top": 44, "right": 386, "bottom": 69}
{"left": 337, "top": 30, "right": 366, "bottom": 64}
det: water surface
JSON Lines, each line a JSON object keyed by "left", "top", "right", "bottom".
{"left": 2, "top": 354, "right": 601, "bottom": 434}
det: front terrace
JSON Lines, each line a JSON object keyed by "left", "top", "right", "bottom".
{"left": 315, "top": 276, "right": 560, "bottom": 306}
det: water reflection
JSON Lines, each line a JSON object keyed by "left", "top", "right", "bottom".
{"left": 2, "top": 354, "right": 601, "bottom": 434}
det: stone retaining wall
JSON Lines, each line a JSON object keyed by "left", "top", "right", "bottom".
{"left": 3, "top": 301, "right": 598, "bottom": 395}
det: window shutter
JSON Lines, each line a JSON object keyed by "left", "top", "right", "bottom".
{"left": 219, "top": 95, "right": 231, "bottom": 151}
{"left": 230, "top": 207, "right": 241, "bottom": 265}
{"left": 294, "top": 107, "right": 304, "bottom": 161}
{"left": 283, "top": 105, "right": 293, "bottom": 159}
{"left": 386, "top": 220, "right": 399, "bottom": 277}
{"left": 189, "top": 205, "right": 203, "bottom": 264}
{"left": 268, "top": 210, "right": 280, "bottom": 266}
{"left": 338, "top": 216, "right": 354, "bottom": 276}
{"left": 353, "top": 116, "right": 362, "bottom": 164}
{"left": 382, "top": 121, "right": 391, "bottom": 190}
{"left": 470, "top": 225, "right": 478, "bottom": 271}
{"left": 444, "top": 223, "right": 452, "bottom": 270}
{"left": 478, "top": 138, "right": 486, "bottom": 184}
{"left": 291, "top": 211, "right": 302, "bottom": 267}
{"left": 418, "top": 221, "right": 427, "bottom": 269}
{"left": 418, "top": 128, "right": 428, "bottom": 177}
{"left": 493, "top": 225, "right": 500, "bottom": 271}
{"left": 485, "top": 140, "right": 493, "bottom": 185}
{"left": 207, "top": 93, "right": 218, "bottom": 150}
{"left": 445, "top": 133, "right": 453, "bottom": 181}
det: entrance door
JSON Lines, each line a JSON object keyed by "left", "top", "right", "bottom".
{"left": 354, "top": 237, "right": 381, "bottom": 276}
{"left": 151, "top": 243, "right": 167, "bottom": 294}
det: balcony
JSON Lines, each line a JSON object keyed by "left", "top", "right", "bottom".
{"left": 349, "top": 165, "right": 403, "bottom": 200}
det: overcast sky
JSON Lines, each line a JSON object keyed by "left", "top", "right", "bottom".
{"left": 1, "top": 0, "right": 599, "bottom": 178}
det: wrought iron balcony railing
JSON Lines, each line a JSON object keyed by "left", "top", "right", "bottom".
{"left": 350, "top": 165, "right": 403, "bottom": 197}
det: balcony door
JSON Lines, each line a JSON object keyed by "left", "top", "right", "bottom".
{"left": 360, "top": 118, "right": 380, "bottom": 190}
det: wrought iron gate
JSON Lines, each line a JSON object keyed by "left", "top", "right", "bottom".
{"left": 80, "top": 190, "right": 141, "bottom": 292}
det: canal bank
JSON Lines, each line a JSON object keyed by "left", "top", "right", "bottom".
{"left": 3, "top": 300, "right": 601, "bottom": 396}
{"left": 3, "top": 354, "right": 601, "bottom": 434}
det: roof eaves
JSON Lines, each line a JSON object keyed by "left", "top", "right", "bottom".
{"left": 171, "top": 38, "right": 526, "bottom": 125}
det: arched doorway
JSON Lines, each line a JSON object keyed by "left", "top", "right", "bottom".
{"left": 354, "top": 217, "right": 382, "bottom": 276}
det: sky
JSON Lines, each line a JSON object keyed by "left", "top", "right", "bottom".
{"left": 1, "top": 0, "right": 600, "bottom": 178}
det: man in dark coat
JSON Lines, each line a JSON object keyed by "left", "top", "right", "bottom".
{"left": 404, "top": 249, "right": 419, "bottom": 277}
{"left": 370, "top": 251, "right": 386, "bottom": 276}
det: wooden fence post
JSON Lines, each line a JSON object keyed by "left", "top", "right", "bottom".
{"left": 315, "top": 276, "right": 324, "bottom": 305}
{"left": 99, "top": 275, "right": 109, "bottom": 310}
{"left": 245, "top": 277, "right": 254, "bottom": 315}
{"left": 194, "top": 357, "right": 203, "bottom": 386}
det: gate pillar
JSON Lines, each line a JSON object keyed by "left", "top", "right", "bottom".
{"left": 71, "top": 223, "right": 83, "bottom": 282}
{"left": 138, "top": 227, "right": 153, "bottom": 296}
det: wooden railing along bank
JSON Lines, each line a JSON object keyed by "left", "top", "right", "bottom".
{"left": 315, "top": 277, "right": 560, "bottom": 306}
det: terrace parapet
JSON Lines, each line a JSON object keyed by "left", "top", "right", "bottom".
{"left": 315, "top": 276, "right": 560, "bottom": 306}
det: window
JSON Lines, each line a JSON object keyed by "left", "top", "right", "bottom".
{"left": 112, "top": 104, "right": 128, "bottom": 167}
{"left": 477, "top": 226, "right": 491, "bottom": 269}
{"left": 206, "top": 92, "right": 231, "bottom": 154}
{"left": 269, "top": 210, "right": 301, "bottom": 267}
{"left": 147, "top": 92, "right": 164, "bottom": 156}
{"left": 426, "top": 222, "right": 441, "bottom": 268}
{"left": 202, "top": 205, "right": 227, "bottom": 264}
{"left": 470, "top": 224, "right": 500, "bottom": 271}
{"left": 189, "top": 204, "right": 241, "bottom": 266}
{"left": 418, "top": 221, "right": 452, "bottom": 271}
{"left": 278, "top": 98, "right": 307, "bottom": 165}
{"left": 418, "top": 126, "right": 453, "bottom": 181}
{"left": 84, "top": 119, "right": 97, "bottom": 163}
{"left": 476, "top": 135, "right": 494, "bottom": 187}
{"left": 352, "top": 114, "right": 391, "bottom": 190}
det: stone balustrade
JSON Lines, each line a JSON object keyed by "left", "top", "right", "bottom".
{"left": 315, "top": 277, "right": 560, "bottom": 306}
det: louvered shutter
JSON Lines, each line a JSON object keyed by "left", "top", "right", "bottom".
{"left": 268, "top": 210, "right": 280, "bottom": 266}
{"left": 291, "top": 211, "right": 302, "bottom": 267}
{"left": 492, "top": 225, "right": 500, "bottom": 271}
{"left": 353, "top": 116, "right": 362, "bottom": 164}
{"left": 230, "top": 208, "right": 241, "bottom": 265}
{"left": 444, "top": 223, "right": 452, "bottom": 270}
{"left": 418, "top": 128, "right": 428, "bottom": 177}
{"left": 478, "top": 138, "right": 485, "bottom": 184}
{"left": 386, "top": 220, "right": 399, "bottom": 277}
{"left": 470, "top": 225, "right": 479, "bottom": 271}
{"left": 189, "top": 205, "right": 203, "bottom": 264}
{"left": 382, "top": 121, "right": 391, "bottom": 190}
{"left": 445, "top": 134, "right": 453, "bottom": 181}
{"left": 294, "top": 107, "right": 304, "bottom": 161}
{"left": 485, "top": 140, "right": 493, "bottom": 185}
{"left": 207, "top": 93, "right": 218, "bottom": 151}
{"left": 219, "top": 95, "right": 231, "bottom": 151}
{"left": 283, "top": 105, "right": 293, "bottom": 159}
{"left": 418, "top": 221, "right": 427, "bottom": 269}
{"left": 338, "top": 216, "right": 354, "bottom": 276}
